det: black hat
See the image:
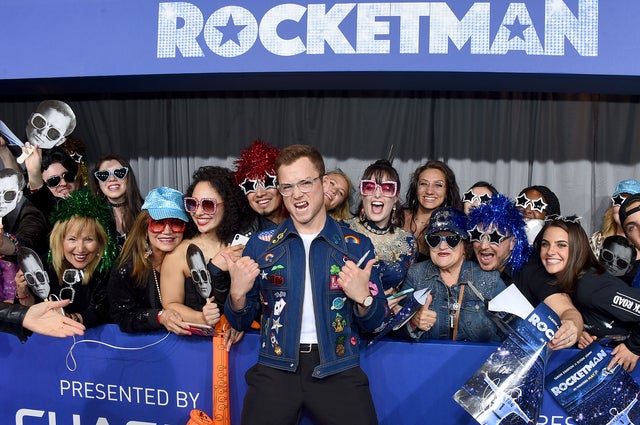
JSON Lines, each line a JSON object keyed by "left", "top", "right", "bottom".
{"left": 619, "top": 193, "right": 640, "bottom": 229}
{"left": 518, "top": 185, "right": 561, "bottom": 217}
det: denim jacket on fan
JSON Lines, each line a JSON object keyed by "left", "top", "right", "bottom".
{"left": 225, "top": 214, "right": 389, "bottom": 378}
{"left": 402, "top": 259, "right": 505, "bottom": 342}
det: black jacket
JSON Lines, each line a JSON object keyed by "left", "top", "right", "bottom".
{"left": 0, "top": 303, "right": 30, "bottom": 342}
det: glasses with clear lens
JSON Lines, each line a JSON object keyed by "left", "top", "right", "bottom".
{"left": 360, "top": 180, "right": 398, "bottom": 197}
{"left": 277, "top": 176, "right": 322, "bottom": 197}
{"left": 45, "top": 171, "right": 76, "bottom": 188}
{"left": 426, "top": 234, "right": 462, "bottom": 249}
{"left": 601, "top": 249, "right": 630, "bottom": 269}
{"left": 30, "top": 113, "right": 63, "bottom": 140}
{"left": 94, "top": 167, "right": 129, "bottom": 183}
{"left": 147, "top": 217, "right": 187, "bottom": 233}
{"left": 0, "top": 190, "right": 17, "bottom": 203}
{"left": 183, "top": 197, "right": 221, "bottom": 214}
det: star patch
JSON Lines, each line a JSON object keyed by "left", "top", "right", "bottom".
{"left": 271, "top": 317, "right": 283, "bottom": 333}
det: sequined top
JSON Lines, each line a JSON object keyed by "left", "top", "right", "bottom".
{"left": 345, "top": 217, "right": 418, "bottom": 291}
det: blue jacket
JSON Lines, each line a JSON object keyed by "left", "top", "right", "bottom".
{"left": 402, "top": 260, "right": 505, "bottom": 342}
{"left": 225, "top": 215, "right": 389, "bottom": 378}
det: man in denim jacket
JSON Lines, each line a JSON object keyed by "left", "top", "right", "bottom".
{"left": 224, "top": 144, "right": 388, "bottom": 425}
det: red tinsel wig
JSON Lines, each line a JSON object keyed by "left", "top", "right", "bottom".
{"left": 233, "top": 140, "right": 280, "bottom": 185}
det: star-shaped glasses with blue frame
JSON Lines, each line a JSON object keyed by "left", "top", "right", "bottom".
{"left": 239, "top": 172, "right": 278, "bottom": 195}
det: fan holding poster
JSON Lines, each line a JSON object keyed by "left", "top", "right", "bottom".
{"left": 546, "top": 341, "right": 640, "bottom": 425}
{"left": 454, "top": 302, "right": 560, "bottom": 425}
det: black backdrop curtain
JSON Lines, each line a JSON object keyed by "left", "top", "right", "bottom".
{"left": 1, "top": 90, "right": 640, "bottom": 233}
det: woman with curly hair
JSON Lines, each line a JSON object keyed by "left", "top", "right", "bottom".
{"left": 402, "top": 160, "right": 462, "bottom": 261}
{"left": 160, "top": 166, "right": 251, "bottom": 330}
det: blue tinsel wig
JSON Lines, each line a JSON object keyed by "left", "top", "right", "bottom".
{"left": 467, "top": 193, "right": 530, "bottom": 271}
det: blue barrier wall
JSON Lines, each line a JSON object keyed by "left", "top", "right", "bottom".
{"left": 0, "top": 325, "right": 614, "bottom": 424}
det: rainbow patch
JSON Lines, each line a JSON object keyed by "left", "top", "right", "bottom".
{"left": 344, "top": 235, "right": 360, "bottom": 244}
{"left": 265, "top": 253, "right": 275, "bottom": 262}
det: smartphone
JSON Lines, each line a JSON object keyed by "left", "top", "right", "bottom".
{"left": 386, "top": 287, "right": 415, "bottom": 301}
{"left": 185, "top": 322, "right": 216, "bottom": 337}
{"left": 231, "top": 233, "right": 250, "bottom": 246}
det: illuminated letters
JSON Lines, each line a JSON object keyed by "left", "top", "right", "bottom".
{"left": 156, "top": 0, "right": 598, "bottom": 58}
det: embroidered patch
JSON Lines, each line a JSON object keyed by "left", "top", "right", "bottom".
{"left": 274, "top": 298, "right": 286, "bottom": 316}
{"left": 329, "top": 264, "right": 341, "bottom": 290}
{"left": 332, "top": 234, "right": 341, "bottom": 245}
{"left": 331, "top": 297, "right": 346, "bottom": 310}
{"left": 264, "top": 253, "right": 274, "bottom": 263}
{"left": 344, "top": 234, "right": 360, "bottom": 244}
{"left": 271, "top": 229, "right": 286, "bottom": 244}
{"left": 270, "top": 332, "right": 282, "bottom": 356}
{"left": 350, "top": 336, "right": 357, "bottom": 346}
{"left": 271, "top": 317, "right": 283, "bottom": 333}
{"left": 258, "top": 229, "right": 276, "bottom": 242}
{"left": 336, "top": 335, "right": 346, "bottom": 356}
{"left": 332, "top": 313, "right": 346, "bottom": 333}
{"left": 259, "top": 291, "right": 271, "bottom": 315}
{"left": 269, "top": 265, "right": 285, "bottom": 286}
{"left": 368, "top": 281, "right": 379, "bottom": 296}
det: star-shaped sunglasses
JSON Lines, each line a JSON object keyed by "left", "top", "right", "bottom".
{"left": 239, "top": 173, "right": 278, "bottom": 195}
{"left": 515, "top": 193, "right": 547, "bottom": 212}
{"left": 462, "top": 189, "right": 492, "bottom": 205}
{"left": 467, "top": 225, "right": 508, "bottom": 245}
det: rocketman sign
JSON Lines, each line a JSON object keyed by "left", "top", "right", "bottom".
{"left": 1, "top": 0, "right": 639, "bottom": 88}
{"left": 157, "top": 0, "right": 597, "bottom": 58}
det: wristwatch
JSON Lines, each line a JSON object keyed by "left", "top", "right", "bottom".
{"left": 358, "top": 295, "right": 373, "bottom": 308}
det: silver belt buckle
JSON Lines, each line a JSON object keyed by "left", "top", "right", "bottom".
{"left": 300, "top": 343, "right": 313, "bottom": 353}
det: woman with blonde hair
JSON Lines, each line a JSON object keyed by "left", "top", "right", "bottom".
{"left": 590, "top": 179, "right": 640, "bottom": 258}
{"left": 15, "top": 191, "right": 117, "bottom": 328}
{"left": 324, "top": 169, "right": 353, "bottom": 221}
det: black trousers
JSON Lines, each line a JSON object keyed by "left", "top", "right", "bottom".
{"left": 240, "top": 348, "right": 378, "bottom": 425}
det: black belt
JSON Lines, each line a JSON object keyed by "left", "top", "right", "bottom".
{"left": 299, "top": 343, "right": 318, "bottom": 353}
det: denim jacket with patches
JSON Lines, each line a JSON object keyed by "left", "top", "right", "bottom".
{"left": 401, "top": 259, "right": 505, "bottom": 342}
{"left": 225, "top": 214, "right": 388, "bottom": 378}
